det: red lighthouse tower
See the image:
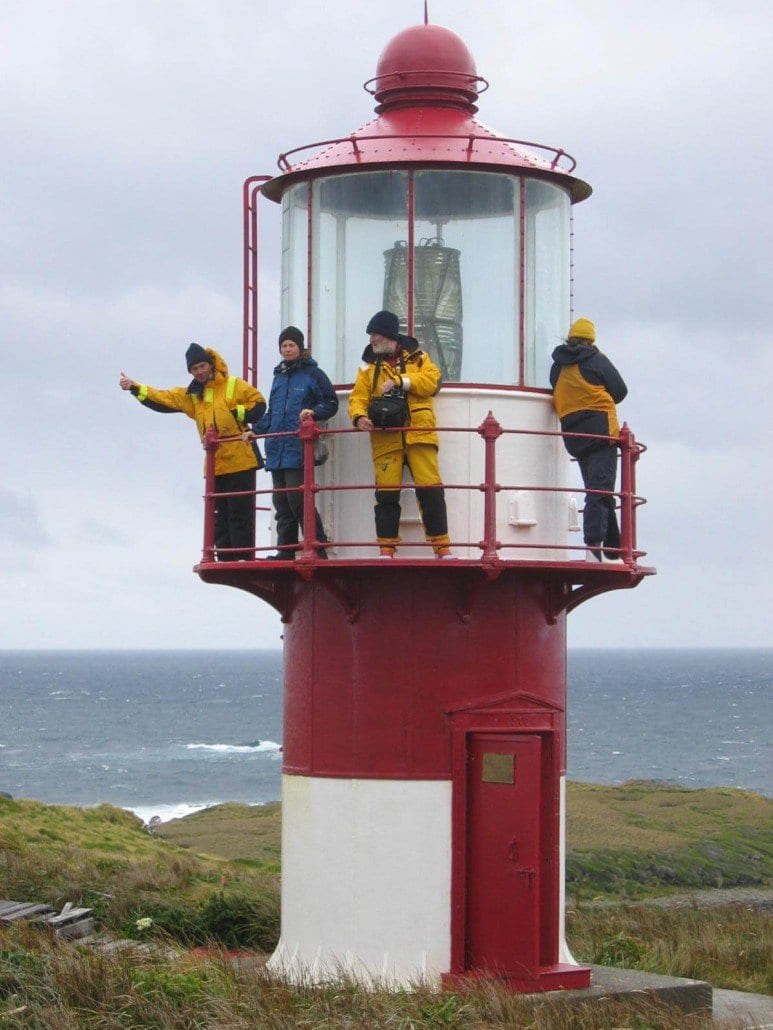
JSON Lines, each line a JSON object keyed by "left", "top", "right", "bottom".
{"left": 198, "top": 19, "right": 653, "bottom": 991}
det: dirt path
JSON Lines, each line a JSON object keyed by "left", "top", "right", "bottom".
{"left": 578, "top": 886, "right": 773, "bottom": 910}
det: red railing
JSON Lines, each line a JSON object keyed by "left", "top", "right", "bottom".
{"left": 242, "top": 175, "right": 272, "bottom": 387}
{"left": 201, "top": 414, "right": 647, "bottom": 566}
{"left": 276, "top": 134, "right": 576, "bottom": 174}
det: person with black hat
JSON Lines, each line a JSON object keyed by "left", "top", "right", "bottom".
{"left": 119, "top": 344, "right": 266, "bottom": 561}
{"left": 243, "top": 327, "right": 338, "bottom": 560}
{"left": 348, "top": 310, "right": 452, "bottom": 558}
{"left": 550, "top": 317, "right": 628, "bottom": 561}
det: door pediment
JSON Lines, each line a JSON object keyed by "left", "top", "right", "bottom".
{"left": 447, "top": 689, "right": 561, "bottom": 718}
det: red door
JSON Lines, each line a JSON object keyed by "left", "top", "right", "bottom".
{"left": 465, "top": 733, "right": 542, "bottom": 977}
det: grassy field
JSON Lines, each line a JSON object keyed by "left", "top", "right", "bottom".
{"left": 0, "top": 797, "right": 280, "bottom": 949}
{"left": 566, "top": 781, "right": 772, "bottom": 899}
{"left": 0, "top": 784, "right": 770, "bottom": 1026}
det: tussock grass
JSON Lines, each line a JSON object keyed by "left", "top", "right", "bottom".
{"left": 567, "top": 903, "right": 772, "bottom": 995}
{"left": 0, "top": 923, "right": 719, "bottom": 1028}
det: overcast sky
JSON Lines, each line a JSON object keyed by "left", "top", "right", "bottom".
{"left": 2, "top": 0, "right": 771, "bottom": 650}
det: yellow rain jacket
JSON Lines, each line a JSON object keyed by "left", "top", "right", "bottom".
{"left": 131, "top": 349, "right": 266, "bottom": 476}
{"left": 348, "top": 338, "right": 441, "bottom": 460}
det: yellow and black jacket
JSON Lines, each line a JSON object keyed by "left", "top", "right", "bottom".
{"left": 550, "top": 342, "right": 627, "bottom": 456}
{"left": 130, "top": 348, "right": 266, "bottom": 476}
{"left": 348, "top": 337, "right": 442, "bottom": 459}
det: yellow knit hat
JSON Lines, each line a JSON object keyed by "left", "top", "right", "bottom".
{"left": 568, "top": 317, "right": 595, "bottom": 342}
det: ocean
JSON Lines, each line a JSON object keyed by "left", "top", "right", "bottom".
{"left": 0, "top": 649, "right": 769, "bottom": 823}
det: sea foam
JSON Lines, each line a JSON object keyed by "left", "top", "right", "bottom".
{"left": 127, "top": 799, "right": 269, "bottom": 825}
{"left": 128, "top": 801, "right": 218, "bottom": 824}
{"left": 186, "top": 741, "right": 281, "bottom": 754}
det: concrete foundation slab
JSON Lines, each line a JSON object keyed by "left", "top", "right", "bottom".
{"left": 521, "top": 964, "right": 712, "bottom": 1018}
{"left": 712, "top": 987, "right": 773, "bottom": 1029}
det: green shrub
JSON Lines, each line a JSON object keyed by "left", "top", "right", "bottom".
{"left": 127, "top": 889, "right": 280, "bottom": 950}
{"left": 131, "top": 967, "right": 208, "bottom": 1007}
{"left": 593, "top": 929, "right": 645, "bottom": 966}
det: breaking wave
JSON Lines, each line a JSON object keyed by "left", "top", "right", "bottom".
{"left": 185, "top": 740, "right": 282, "bottom": 754}
{"left": 127, "top": 799, "right": 271, "bottom": 826}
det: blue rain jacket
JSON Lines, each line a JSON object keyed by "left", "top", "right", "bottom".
{"left": 254, "top": 356, "right": 338, "bottom": 470}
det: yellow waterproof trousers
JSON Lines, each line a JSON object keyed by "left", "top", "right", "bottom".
{"left": 373, "top": 442, "right": 450, "bottom": 552}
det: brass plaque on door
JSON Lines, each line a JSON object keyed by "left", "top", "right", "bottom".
{"left": 482, "top": 752, "right": 515, "bottom": 783}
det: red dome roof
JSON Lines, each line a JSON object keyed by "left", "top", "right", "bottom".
{"left": 369, "top": 23, "right": 483, "bottom": 112}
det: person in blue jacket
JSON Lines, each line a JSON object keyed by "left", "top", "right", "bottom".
{"left": 250, "top": 326, "right": 338, "bottom": 559}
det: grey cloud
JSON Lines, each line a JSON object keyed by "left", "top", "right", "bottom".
{"left": 0, "top": 488, "right": 53, "bottom": 548}
{"left": 76, "top": 521, "right": 130, "bottom": 547}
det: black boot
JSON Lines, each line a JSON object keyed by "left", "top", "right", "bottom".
{"left": 603, "top": 511, "right": 621, "bottom": 560}
{"left": 263, "top": 547, "right": 295, "bottom": 561}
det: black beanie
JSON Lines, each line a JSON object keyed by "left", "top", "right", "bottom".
{"left": 278, "top": 326, "right": 304, "bottom": 349}
{"left": 366, "top": 310, "right": 400, "bottom": 340}
{"left": 185, "top": 343, "right": 212, "bottom": 371}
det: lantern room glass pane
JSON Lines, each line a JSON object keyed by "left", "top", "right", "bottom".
{"left": 281, "top": 183, "right": 310, "bottom": 332}
{"left": 413, "top": 171, "right": 519, "bottom": 384}
{"left": 524, "top": 180, "right": 570, "bottom": 387}
{"left": 311, "top": 172, "right": 409, "bottom": 382}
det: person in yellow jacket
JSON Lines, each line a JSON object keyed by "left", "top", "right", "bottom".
{"left": 550, "top": 318, "right": 628, "bottom": 561}
{"left": 119, "top": 343, "right": 266, "bottom": 561}
{"left": 349, "top": 310, "right": 452, "bottom": 558}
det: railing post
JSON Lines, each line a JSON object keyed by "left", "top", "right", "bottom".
{"left": 298, "top": 418, "right": 320, "bottom": 563}
{"left": 618, "top": 423, "right": 635, "bottom": 565}
{"left": 478, "top": 411, "right": 502, "bottom": 563}
{"left": 202, "top": 427, "right": 219, "bottom": 563}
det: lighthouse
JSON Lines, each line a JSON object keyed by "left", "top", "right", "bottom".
{"left": 198, "top": 18, "right": 653, "bottom": 991}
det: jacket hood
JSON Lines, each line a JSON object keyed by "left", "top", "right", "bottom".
{"left": 360, "top": 334, "right": 419, "bottom": 363}
{"left": 187, "top": 348, "right": 228, "bottom": 393}
{"left": 272, "top": 354, "right": 319, "bottom": 375}
{"left": 551, "top": 342, "right": 597, "bottom": 366}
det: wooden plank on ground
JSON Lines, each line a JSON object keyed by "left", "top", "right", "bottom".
{"left": 0, "top": 899, "right": 93, "bottom": 938}
{"left": 0, "top": 901, "right": 55, "bottom": 922}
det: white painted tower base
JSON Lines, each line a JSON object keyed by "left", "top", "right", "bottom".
{"left": 558, "top": 773, "right": 578, "bottom": 965}
{"left": 267, "top": 775, "right": 452, "bottom": 987}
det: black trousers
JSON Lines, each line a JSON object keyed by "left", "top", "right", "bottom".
{"left": 374, "top": 484, "right": 448, "bottom": 541}
{"left": 373, "top": 444, "right": 449, "bottom": 544}
{"left": 577, "top": 445, "right": 619, "bottom": 547}
{"left": 271, "top": 468, "right": 327, "bottom": 556}
{"left": 214, "top": 469, "right": 256, "bottom": 561}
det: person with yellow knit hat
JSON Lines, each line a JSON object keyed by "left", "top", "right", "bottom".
{"left": 550, "top": 318, "right": 628, "bottom": 561}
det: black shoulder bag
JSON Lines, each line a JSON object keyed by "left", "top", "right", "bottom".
{"left": 367, "top": 356, "right": 409, "bottom": 429}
